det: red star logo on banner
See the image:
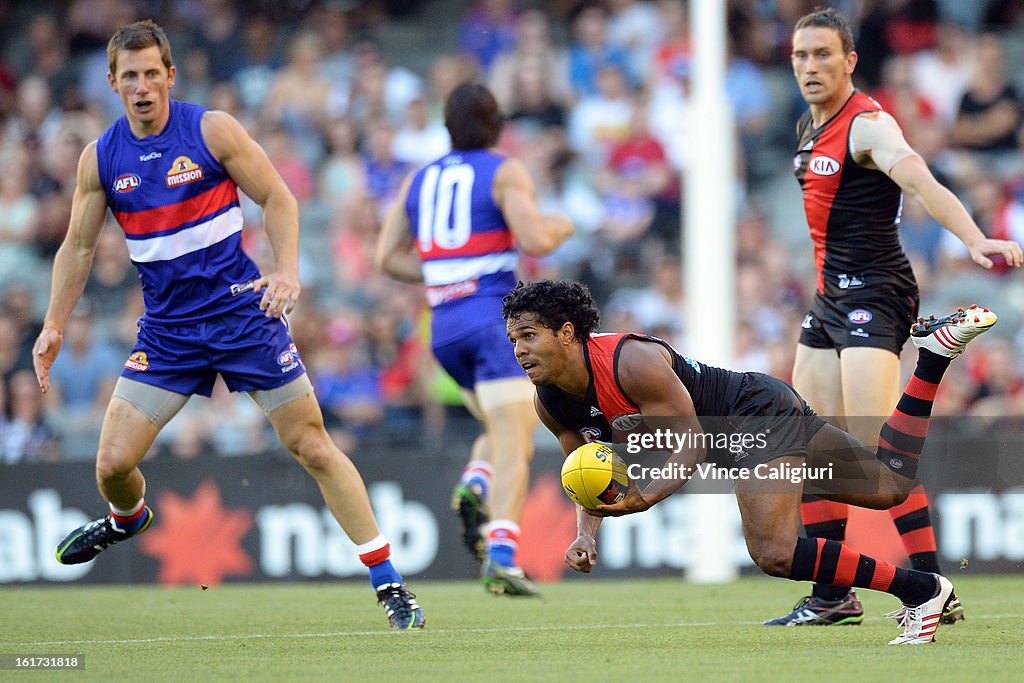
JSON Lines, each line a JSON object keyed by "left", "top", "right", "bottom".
{"left": 517, "top": 474, "right": 578, "bottom": 582}
{"left": 138, "top": 480, "right": 254, "bottom": 586}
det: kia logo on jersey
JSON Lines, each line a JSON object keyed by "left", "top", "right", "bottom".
{"left": 848, "top": 309, "right": 873, "bottom": 324}
{"left": 809, "top": 155, "right": 841, "bottom": 176}
{"left": 611, "top": 413, "right": 643, "bottom": 432}
{"left": 113, "top": 174, "right": 141, "bottom": 193}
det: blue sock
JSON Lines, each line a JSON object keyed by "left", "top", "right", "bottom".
{"left": 488, "top": 543, "right": 516, "bottom": 568}
{"left": 466, "top": 474, "right": 489, "bottom": 499}
{"left": 368, "top": 560, "right": 403, "bottom": 591}
{"left": 461, "top": 461, "right": 492, "bottom": 499}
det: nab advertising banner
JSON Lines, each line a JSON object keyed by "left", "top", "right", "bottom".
{"left": 1, "top": 418, "right": 1022, "bottom": 585}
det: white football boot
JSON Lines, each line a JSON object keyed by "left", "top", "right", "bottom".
{"left": 911, "top": 305, "right": 997, "bottom": 358}
{"left": 886, "top": 574, "right": 954, "bottom": 645}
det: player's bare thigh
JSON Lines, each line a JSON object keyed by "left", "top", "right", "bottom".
{"left": 474, "top": 378, "right": 537, "bottom": 442}
{"left": 473, "top": 376, "right": 537, "bottom": 414}
{"left": 803, "top": 421, "right": 909, "bottom": 508}
{"left": 97, "top": 397, "right": 166, "bottom": 471}
{"left": 101, "top": 377, "right": 190, "bottom": 469}
{"left": 838, "top": 346, "right": 902, "bottom": 445}
{"left": 460, "top": 376, "right": 537, "bottom": 425}
{"left": 793, "top": 344, "right": 844, "bottom": 419}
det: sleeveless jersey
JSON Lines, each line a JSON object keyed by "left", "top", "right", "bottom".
{"left": 405, "top": 149, "right": 518, "bottom": 346}
{"left": 793, "top": 91, "right": 916, "bottom": 298}
{"left": 537, "top": 333, "right": 744, "bottom": 443}
{"left": 97, "top": 100, "right": 260, "bottom": 324}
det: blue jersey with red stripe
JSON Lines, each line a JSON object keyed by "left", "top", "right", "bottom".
{"left": 97, "top": 100, "right": 261, "bottom": 324}
{"left": 405, "top": 149, "right": 518, "bottom": 345}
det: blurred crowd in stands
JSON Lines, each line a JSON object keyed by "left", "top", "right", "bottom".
{"left": 2, "top": 0, "right": 1024, "bottom": 463}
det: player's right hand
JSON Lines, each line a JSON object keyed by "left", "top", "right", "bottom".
{"left": 565, "top": 535, "right": 598, "bottom": 573}
{"left": 252, "top": 271, "right": 300, "bottom": 319}
{"left": 32, "top": 327, "right": 64, "bottom": 393}
{"left": 968, "top": 237, "right": 1024, "bottom": 270}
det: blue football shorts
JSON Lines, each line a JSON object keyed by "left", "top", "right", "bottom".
{"left": 120, "top": 305, "right": 306, "bottom": 396}
{"left": 432, "top": 319, "right": 525, "bottom": 390}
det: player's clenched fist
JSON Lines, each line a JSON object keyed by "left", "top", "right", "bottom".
{"left": 565, "top": 535, "right": 598, "bottom": 573}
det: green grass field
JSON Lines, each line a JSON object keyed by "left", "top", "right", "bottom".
{"left": 3, "top": 576, "right": 1022, "bottom": 682}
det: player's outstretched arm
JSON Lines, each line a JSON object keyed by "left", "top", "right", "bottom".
{"left": 855, "top": 112, "right": 1023, "bottom": 270}
{"left": 591, "top": 340, "right": 705, "bottom": 517}
{"left": 203, "top": 110, "right": 301, "bottom": 318}
{"left": 890, "top": 154, "right": 1023, "bottom": 269}
{"left": 34, "top": 141, "right": 107, "bottom": 393}
{"left": 376, "top": 175, "right": 425, "bottom": 283}
{"left": 494, "top": 158, "right": 573, "bottom": 256}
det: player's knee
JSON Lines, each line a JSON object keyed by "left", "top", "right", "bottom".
{"left": 95, "top": 447, "right": 135, "bottom": 483}
{"left": 858, "top": 491, "right": 908, "bottom": 510}
{"left": 748, "top": 540, "right": 793, "bottom": 578}
{"left": 884, "top": 490, "right": 909, "bottom": 509}
{"left": 285, "top": 427, "right": 338, "bottom": 473}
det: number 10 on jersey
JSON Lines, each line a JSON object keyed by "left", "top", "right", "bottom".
{"left": 417, "top": 164, "right": 475, "bottom": 252}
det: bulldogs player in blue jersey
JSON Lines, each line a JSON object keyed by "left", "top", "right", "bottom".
{"left": 32, "top": 20, "right": 424, "bottom": 630}
{"left": 377, "top": 83, "right": 573, "bottom": 595}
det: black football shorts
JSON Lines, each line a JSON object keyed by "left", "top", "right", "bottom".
{"left": 697, "top": 373, "right": 827, "bottom": 470}
{"left": 798, "top": 290, "right": 919, "bottom": 356}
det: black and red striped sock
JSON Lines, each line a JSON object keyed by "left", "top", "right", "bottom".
{"left": 789, "top": 537, "right": 937, "bottom": 606}
{"left": 889, "top": 482, "right": 942, "bottom": 574}
{"left": 801, "top": 494, "right": 852, "bottom": 601}
{"left": 875, "top": 350, "right": 951, "bottom": 481}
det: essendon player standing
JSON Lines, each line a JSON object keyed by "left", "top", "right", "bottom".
{"left": 766, "top": 8, "right": 1023, "bottom": 627}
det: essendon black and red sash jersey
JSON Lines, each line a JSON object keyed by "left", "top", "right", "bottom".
{"left": 794, "top": 91, "right": 916, "bottom": 297}
{"left": 536, "top": 333, "right": 742, "bottom": 443}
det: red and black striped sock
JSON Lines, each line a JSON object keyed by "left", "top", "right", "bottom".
{"left": 801, "top": 494, "right": 852, "bottom": 601}
{"left": 889, "top": 482, "right": 942, "bottom": 574}
{"left": 875, "top": 350, "right": 951, "bottom": 481}
{"left": 789, "top": 537, "right": 937, "bottom": 606}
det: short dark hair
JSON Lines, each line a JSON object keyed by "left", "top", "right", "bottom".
{"left": 502, "top": 280, "right": 600, "bottom": 343}
{"left": 794, "top": 7, "right": 855, "bottom": 54}
{"left": 444, "top": 82, "right": 503, "bottom": 150}
{"left": 107, "top": 19, "right": 174, "bottom": 76}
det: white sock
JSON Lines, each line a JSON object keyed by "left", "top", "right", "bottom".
{"left": 110, "top": 499, "right": 145, "bottom": 517}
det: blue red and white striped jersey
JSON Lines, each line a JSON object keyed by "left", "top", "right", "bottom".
{"left": 97, "top": 100, "right": 261, "bottom": 324}
{"left": 405, "top": 149, "right": 518, "bottom": 304}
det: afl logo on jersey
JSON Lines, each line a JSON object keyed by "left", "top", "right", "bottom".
{"left": 113, "top": 174, "right": 141, "bottom": 193}
{"left": 848, "top": 309, "right": 873, "bottom": 324}
{"left": 278, "top": 343, "right": 301, "bottom": 373}
{"left": 809, "top": 155, "right": 841, "bottom": 176}
{"left": 166, "top": 156, "right": 205, "bottom": 187}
